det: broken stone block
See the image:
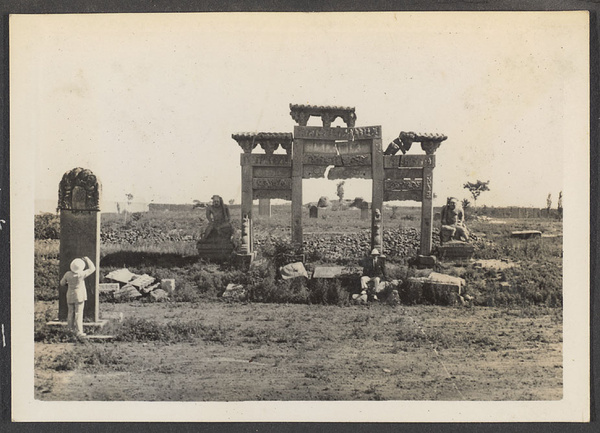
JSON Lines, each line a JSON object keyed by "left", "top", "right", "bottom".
{"left": 387, "top": 289, "right": 400, "bottom": 305}
{"left": 105, "top": 268, "right": 138, "bottom": 284}
{"left": 222, "top": 283, "right": 247, "bottom": 301}
{"left": 352, "top": 293, "right": 368, "bottom": 304}
{"left": 113, "top": 284, "right": 142, "bottom": 301}
{"left": 415, "top": 255, "right": 436, "bottom": 269}
{"left": 130, "top": 274, "right": 156, "bottom": 290}
{"left": 98, "top": 283, "right": 120, "bottom": 293}
{"left": 149, "top": 289, "right": 169, "bottom": 302}
{"left": 161, "top": 279, "right": 175, "bottom": 294}
{"left": 499, "top": 282, "right": 511, "bottom": 290}
{"left": 428, "top": 272, "right": 466, "bottom": 293}
{"left": 140, "top": 282, "right": 160, "bottom": 295}
{"left": 279, "top": 262, "right": 308, "bottom": 280}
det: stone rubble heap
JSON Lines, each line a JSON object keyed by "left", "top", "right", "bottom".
{"left": 100, "top": 268, "right": 175, "bottom": 302}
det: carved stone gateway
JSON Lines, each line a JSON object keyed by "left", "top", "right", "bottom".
{"left": 232, "top": 105, "right": 446, "bottom": 263}
{"left": 57, "top": 168, "right": 101, "bottom": 322}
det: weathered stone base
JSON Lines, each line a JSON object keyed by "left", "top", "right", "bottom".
{"left": 437, "top": 241, "right": 474, "bottom": 260}
{"left": 234, "top": 252, "right": 256, "bottom": 269}
{"left": 197, "top": 239, "right": 235, "bottom": 261}
{"left": 406, "top": 272, "right": 466, "bottom": 306}
{"left": 411, "top": 255, "right": 437, "bottom": 269}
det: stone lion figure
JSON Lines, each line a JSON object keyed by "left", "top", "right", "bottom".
{"left": 440, "top": 197, "right": 470, "bottom": 243}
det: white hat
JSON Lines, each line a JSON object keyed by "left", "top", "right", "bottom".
{"left": 70, "top": 258, "right": 85, "bottom": 272}
{"left": 370, "top": 248, "right": 380, "bottom": 256}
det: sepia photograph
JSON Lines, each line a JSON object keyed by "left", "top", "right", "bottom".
{"left": 9, "top": 11, "right": 589, "bottom": 422}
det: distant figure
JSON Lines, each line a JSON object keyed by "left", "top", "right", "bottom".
{"left": 360, "top": 248, "right": 387, "bottom": 301}
{"left": 202, "top": 195, "right": 232, "bottom": 241}
{"left": 59, "top": 256, "right": 95, "bottom": 336}
{"left": 440, "top": 197, "right": 470, "bottom": 243}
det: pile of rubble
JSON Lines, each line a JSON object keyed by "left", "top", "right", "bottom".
{"left": 100, "top": 268, "right": 175, "bottom": 302}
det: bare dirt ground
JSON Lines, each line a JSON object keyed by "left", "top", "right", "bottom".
{"left": 35, "top": 300, "right": 562, "bottom": 401}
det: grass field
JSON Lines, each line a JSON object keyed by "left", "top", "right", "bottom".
{"left": 34, "top": 205, "right": 563, "bottom": 401}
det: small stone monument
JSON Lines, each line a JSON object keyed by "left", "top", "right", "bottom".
{"left": 309, "top": 205, "right": 318, "bottom": 218}
{"left": 57, "top": 168, "right": 102, "bottom": 323}
{"left": 197, "top": 195, "right": 235, "bottom": 260}
{"left": 360, "top": 201, "right": 369, "bottom": 220}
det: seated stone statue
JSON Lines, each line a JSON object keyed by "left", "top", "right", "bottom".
{"left": 440, "top": 197, "right": 470, "bottom": 243}
{"left": 201, "top": 195, "right": 233, "bottom": 242}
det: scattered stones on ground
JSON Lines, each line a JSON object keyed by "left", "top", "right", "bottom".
{"left": 222, "top": 283, "right": 248, "bottom": 302}
{"left": 149, "top": 289, "right": 169, "bottom": 302}
{"left": 105, "top": 267, "right": 172, "bottom": 302}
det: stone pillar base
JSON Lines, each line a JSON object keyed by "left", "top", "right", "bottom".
{"left": 437, "top": 241, "right": 475, "bottom": 260}
{"left": 234, "top": 252, "right": 256, "bottom": 270}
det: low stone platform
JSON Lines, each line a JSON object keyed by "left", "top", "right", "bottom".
{"left": 312, "top": 266, "right": 361, "bottom": 279}
{"left": 197, "top": 239, "right": 234, "bottom": 260}
{"left": 511, "top": 230, "right": 542, "bottom": 239}
{"left": 47, "top": 319, "right": 108, "bottom": 330}
{"left": 437, "top": 241, "right": 474, "bottom": 260}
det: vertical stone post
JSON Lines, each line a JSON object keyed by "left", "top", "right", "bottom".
{"left": 371, "top": 136, "right": 384, "bottom": 253}
{"left": 258, "top": 198, "right": 271, "bottom": 217}
{"left": 291, "top": 131, "right": 304, "bottom": 247}
{"left": 419, "top": 149, "right": 438, "bottom": 255}
{"left": 57, "top": 168, "right": 101, "bottom": 322}
{"left": 240, "top": 154, "right": 254, "bottom": 253}
{"left": 420, "top": 166, "right": 434, "bottom": 255}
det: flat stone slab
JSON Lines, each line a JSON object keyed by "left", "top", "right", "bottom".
{"left": 511, "top": 230, "right": 542, "bottom": 239}
{"left": 105, "top": 268, "right": 138, "bottom": 284}
{"left": 130, "top": 274, "right": 156, "bottom": 290}
{"left": 312, "top": 266, "right": 362, "bottom": 279}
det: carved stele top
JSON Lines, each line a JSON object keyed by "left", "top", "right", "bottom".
{"left": 58, "top": 167, "right": 101, "bottom": 211}
{"left": 232, "top": 132, "right": 294, "bottom": 155}
{"left": 289, "top": 103, "right": 357, "bottom": 127}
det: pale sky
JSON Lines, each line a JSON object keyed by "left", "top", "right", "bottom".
{"left": 10, "top": 12, "right": 588, "bottom": 212}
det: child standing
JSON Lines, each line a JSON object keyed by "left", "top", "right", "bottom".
{"left": 59, "top": 256, "right": 95, "bottom": 336}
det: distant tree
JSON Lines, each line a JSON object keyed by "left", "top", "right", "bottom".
{"left": 125, "top": 193, "right": 134, "bottom": 209}
{"left": 116, "top": 202, "right": 121, "bottom": 214}
{"left": 124, "top": 193, "right": 134, "bottom": 222}
{"left": 546, "top": 193, "right": 552, "bottom": 217}
{"left": 336, "top": 181, "right": 345, "bottom": 202}
{"left": 461, "top": 198, "right": 471, "bottom": 210}
{"left": 463, "top": 180, "right": 490, "bottom": 206}
{"left": 557, "top": 191, "right": 563, "bottom": 220}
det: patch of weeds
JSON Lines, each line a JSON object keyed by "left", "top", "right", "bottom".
{"left": 34, "top": 324, "right": 87, "bottom": 344}
{"left": 308, "top": 279, "right": 350, "bottom": 306}
{"left": 114, "top": 317, "right": 231, "bottom": 344}
{"left": 34, "top": 258, "right": 60, "bottom": 301}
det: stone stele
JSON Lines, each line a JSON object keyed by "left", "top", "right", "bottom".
{"left": 57, "top": 167, "right": 101, "bottom": 322}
